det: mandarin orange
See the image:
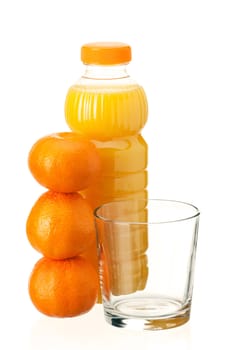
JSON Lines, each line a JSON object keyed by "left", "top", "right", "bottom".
{"left": 26, "top": 191, "right": 96, "bottom": 259}
{"left": 28, "top": 132, "right": 101, "bottom": 193}
{"left": 29, "top": 256, "right": 98, "bottom": 317}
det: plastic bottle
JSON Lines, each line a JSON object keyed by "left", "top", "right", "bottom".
{"left": 64, "top": 42, "right": 148, "bottom": 296}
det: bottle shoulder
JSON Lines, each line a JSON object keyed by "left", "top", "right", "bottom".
{"left": 68, "top": 80, "right": 146, "bottom": 95}
{"left": 72, "top": 76, "right": 139, "bottom": 89}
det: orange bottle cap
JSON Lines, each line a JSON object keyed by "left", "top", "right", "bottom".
{"left": 81, "top": 42, "right": 132, "bottom": 65}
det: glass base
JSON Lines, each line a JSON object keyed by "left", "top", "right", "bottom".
{"left": 104, "top": 297, "right": 191, "bottom": 331}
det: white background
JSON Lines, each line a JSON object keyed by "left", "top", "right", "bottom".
{"left": 1, "top": 0, "right": 232, "bottom": 349}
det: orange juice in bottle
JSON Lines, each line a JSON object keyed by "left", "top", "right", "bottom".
{"left": 65, "top": 42, "right": 148, "bottom": 297}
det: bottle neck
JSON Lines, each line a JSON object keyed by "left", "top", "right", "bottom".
{"left": 82, "top": 64, "right": 130, "bottom": 80}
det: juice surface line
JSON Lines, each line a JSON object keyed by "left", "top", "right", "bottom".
{"left": 64, "top": 42, "right": 149, "bottom": 298}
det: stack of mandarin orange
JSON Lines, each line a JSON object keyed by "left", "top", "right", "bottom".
{"left": 26, "top": 132, "right": 102, "bottom": 317}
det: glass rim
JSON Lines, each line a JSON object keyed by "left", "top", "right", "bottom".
{"left": 94, "top": 198, "right": 200, "bottom": 225}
